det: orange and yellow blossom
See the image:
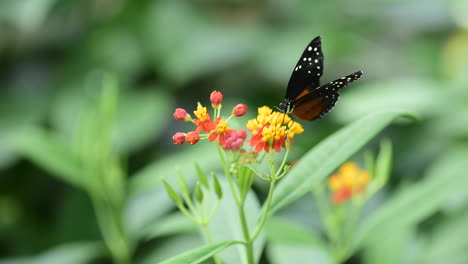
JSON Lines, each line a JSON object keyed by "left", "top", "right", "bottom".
{"left": 208, "top": 118, "right": 232, "bottom": 145}
{"left": 328, "top": 162, "right": 370, "bottom": 204}
{"left": 246, "top": 106, "right": 304, "bottom": 153}
{"left": 193, "top": 104, "right": 217, "bottom": 133}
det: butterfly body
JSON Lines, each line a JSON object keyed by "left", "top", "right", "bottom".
{"left": 278, "top": 36, "right": 363, "bottom": 121}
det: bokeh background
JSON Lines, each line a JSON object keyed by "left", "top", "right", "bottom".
{"left": 1, "top": 0, "right": 468, "bottom": 263}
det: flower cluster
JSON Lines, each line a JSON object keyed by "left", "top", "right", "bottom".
{"left": 246, "top": 106, "right": 304, "bottom": 153}
{"left": 328, "top": 162, "right": 370, "bottom": 204}
{"left": 172, "top": 91, "right": 248, "bottom": 149}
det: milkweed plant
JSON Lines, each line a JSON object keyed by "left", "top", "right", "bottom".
{"left": 162, "top": 90, "right": 394, "bottom": 264}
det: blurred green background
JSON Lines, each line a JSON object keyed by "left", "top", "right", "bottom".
{"left": 1, "top": 0, "right": 468, "bottom": 263}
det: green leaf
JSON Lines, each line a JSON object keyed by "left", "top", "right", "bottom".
{"left": 362, "top": 225, "right": 414, "bottom": 264}
{"left": 9, "top": 127, "right": 82, "bottom": 188}
{"left": 162, "top": 178, "right": 183, "bottom": 208}
{"left": 212, "top": 173, "right": 223, "bottom": 200}
{"left": 419, "top": 209, "right": 468, "bottom": 264}
{"left": 351, "top": 145, "right": 468, "bottom": 252}
{"left": 0, "top": 241, "right": 104, "bottom": 264}
{"left": 375, "top": 139, "right": 392, "bottom": 182}
{"left": 51, "top": 86, "right": 173, "bottom": 156}
{"left": 266, "top": 217, "right": 326, "bottom": 246}
{"left": 142, "top": 212, "right": 197, "bottom": 241}
{"left": 114, "top": 88, "right": 173, "bottom": 154}
{"left": 195, "top": 162, "right": 210, "bottom": 189}
{"left": 333, "top": 79, "right": 444, "bottom": 123}
{"left": 138, "top": 234, "right": 203, "bottom": 264}
{"left": 266, "top": 218, "right": 331, "bottom": 264}
{"left": 159, "top": 240, "right": 241, "bottom": 264}
{"left": 126, "top": 144, "right": 218, "bottom": 237}
{"left": 270, "top": 110, "right": 414, "bottom": 214}
{"left": 195, "top": 182, "right": 204, "bottom": 204}
{"left": 208, "top": 179, "right": 264, "bottom": 264}
{"left": 177, "top": 172, "right": 191, "bottom": 200}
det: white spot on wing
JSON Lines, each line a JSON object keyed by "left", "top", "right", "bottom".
{"left": 308, "top": 46, "right": 312, "bottom": 51}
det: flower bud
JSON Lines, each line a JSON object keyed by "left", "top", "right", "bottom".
{"left": 186, "top": 131, "right": 200, "bottom": 145}
{"left": 173, "top": 108, "right": 191, "bottom": 121}
{"left": 172, "top": 132, "right": 186, "bottom": 145}
{"left": 233, "top": 104, "right": 247, "bottom": 117}
{"left": 237, "top": 129, "right": 247, "bottom": 140}
{"left": 210, "top": 91, "right": 223, "bottom": 109}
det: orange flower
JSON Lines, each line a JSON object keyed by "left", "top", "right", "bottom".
{"left": 193, "top": 104, "right": 217, "bottom": 133}
{"left": 186, "top": 131, "right": 201, "bottom": 145}
{"left": 328, "top": 162, "right": 370, "bottom": 204}
{"left": 246, "top": 106, "right": 303, "bottom": 153}
{"left": 208, "top": 118, "right": 231, "bottom": 145}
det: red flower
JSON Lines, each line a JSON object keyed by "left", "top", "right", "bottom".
{"left": 186, "top": 131, "right": 200, "bottom": 145}
{"left": 173, "top": 132, "right": 186, "bottom": 145}
{"left": 233, "top": 104, "right": 248, "bottom": 117}
{"left": 210, "top": 91, "right": 223, "bottom": 109}
{"left": 173, "top": 108, "right": 191, "bottom": 121}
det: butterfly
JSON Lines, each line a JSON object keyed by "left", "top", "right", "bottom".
{"left": 278, "top": 36, "right": 363, "bottom": 120}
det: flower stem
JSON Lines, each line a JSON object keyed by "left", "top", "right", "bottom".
{"left": 239, "top": 203, "right": 255, "bottom": 264}
{"left": 201, "top": 224, "right": 222, "bottom": 264}
{"left": 216, "top": 142, "right": 240, "bottom": 204}
{"left": 275, "top": 148, "right": 290, "bottom": 179}
{"left": 252, "top": 180, "right": 276, "bottom": 241}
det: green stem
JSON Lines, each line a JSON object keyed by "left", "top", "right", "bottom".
{"left": 251, "top": 180, "right": 276, "bottom": 241}
{"left": 201, "top": 224, "right": 222, "bottom": 264}
{"left": 216, "top": 142, "right": 240, "bottom": 204}
{"left": 275, "top": 148, "right": 290, "bottom": 179}
{"left": 312, "top": 188, "right": 340, "bottom": 255}
{"left": 239, "top": 204, "right": 255, "bottom": 264}
{"left": 91, "top": 195, "right": 130, "bottom": 264}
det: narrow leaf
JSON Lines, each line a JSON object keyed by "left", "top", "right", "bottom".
{"left": 9, "top": 127, "right": 82, "bottom": 188}
{"left": 162, "top": 178, "right": 182, "bottom": 207}
{"left": 212, "top": 172, "right": 223, "bottom": 200}
{"left": 195, "top": 182, "right": 204, "bottom": 203}
{"left": 270, "top": 110, "right": 414, "bottom": 214}
{"left": 159, "top": 241, "right": 240, "bottom": 264}
{"left": 351, "top": 145, "right": 468, "bottom": 251}
{"left": 194, "top": 162, "right": 210, "bottom": 189}
{"left": 143, "top": 212, "right": 197, "bottom": 241}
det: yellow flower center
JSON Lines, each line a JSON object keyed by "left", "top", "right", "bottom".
{"left": 194, "top": 104, "right": 208, "bottom": 121}
{"left": 216, "top": 119, "right": 230, "bottom": 133}
{"left": 246, "top": 106, "right": 304, "bottom": 141}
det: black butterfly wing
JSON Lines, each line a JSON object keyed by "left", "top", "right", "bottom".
{"left": 292, "top": 71, "right": 363, "bottom": 120}
{"left": 286, "top": 36, "right": 324, "bottom": 101}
